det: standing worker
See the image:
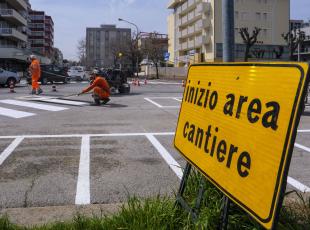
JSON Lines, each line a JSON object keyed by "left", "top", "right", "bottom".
{"left": 29, "top": 55, "right": 43, "bottom": 95}
{"left": 78, "top": 70, "right": 111, "bottom": 105}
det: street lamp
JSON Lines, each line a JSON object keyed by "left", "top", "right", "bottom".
{"left": 118, "top": 18, "right": 140, "bottom": 78}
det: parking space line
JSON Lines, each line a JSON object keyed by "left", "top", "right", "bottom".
{"left": 146, "top": 134, "right": 183, "bottom": 180}
{"left": 0, "top": 137, "right": 24, "bottom": 166}
{"left": 173, "top": 98, "right": 182, "bottom": 102}
{"left": 295, "top": 143, "right": 310, "bottom": 153}
{"left": 297, "top": 130, "right": 310, "bottom": 133}
{"left": 0, "top": 107, "right": 35, "bottom": 118}
{"left": 144, "top": 98, "right": 163, "bottom": 108}
{"left": 0, "top": 100, "right": 68, "bottom": 112}
{"left": 287, "top": 176, "right": 310, "bottom": 192}
{"left": 0, "top": 132, "right": 175, "bottom": 139}
{"left": 75, "top": 135, "right": 90, "bottom": 205}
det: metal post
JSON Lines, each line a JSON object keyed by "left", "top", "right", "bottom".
{"left": 222, "top": 0, "right": 235, "bottom": 62}
{"left": 298, "top": 43, "right": 300, "bottom": 62}
{"left": 220, "top": 2, "right": 234, "bottom": 229}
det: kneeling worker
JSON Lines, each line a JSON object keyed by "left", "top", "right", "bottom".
{"left": 78, "top": 70, "right": 111, "bottom": 105}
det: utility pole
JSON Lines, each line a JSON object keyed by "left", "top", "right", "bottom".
{"left": 220, "top": 0, "right": 235, "bottom": 229}
{"left": 222, "top": 0, "right": 235, "bottom": 62}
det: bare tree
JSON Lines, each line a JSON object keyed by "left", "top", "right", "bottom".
{"left": 239, "top": 27, "right": 261, "bottom": 62}
{"left": 282, "top": 28, "right": 305, "bottom": 60}
{"left": 77, "top": 38, "right": 86, "bottom": 66}
{"left": 273, "top": 46, "right": 284, "bottom": 59}
{"left": 142, "top": 32, "right": 166, "bottom": 79}
{"left": 252, "top": 49, "right": 265, "bottom": 59}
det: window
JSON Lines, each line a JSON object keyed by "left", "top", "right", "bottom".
{"left": 256, "top": 12, "right": 261, "bottom": 20}
{"left": 235, "top": 11, "right": 239, "bottom": 20}
{"left": 263, "top": 29, "right": 267, "bottom": 38}
{"left": 263, "top": 13, "right": 268, "bottom": 21}
{"left": 241, "top": 12, "right": 248, "bottom": 20}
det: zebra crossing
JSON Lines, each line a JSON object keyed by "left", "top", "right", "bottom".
{"left": 0, "top": 97, "right": 88, "bottom": 119}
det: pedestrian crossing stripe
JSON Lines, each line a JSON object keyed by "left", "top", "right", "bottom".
{"left": 0, "top": 100, "right": 68, "bottom": 111}
{"left": 0, "top": 107, "right": 35, "bottom": 118}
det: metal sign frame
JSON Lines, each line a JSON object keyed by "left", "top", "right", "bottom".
{"left": 174, "top": 63, "right": 310, "bottom": 229}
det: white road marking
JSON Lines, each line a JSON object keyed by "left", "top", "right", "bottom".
{"left": 0, "top": 107, "right": 35, "bottom": 118}
{"left": 297, "top": 130, "right": 310, "bottom": 133}
{"left": 75, "top": 135, "right": 90, "bottom": 205}
{"left": 0, "top": 100, "right": 68, "bottom": 112}
{"left": 173, "top": 98, "right": 182, "bottom": 102}
{"left": 287, "top": 176, "right": 310, "bottom": 192}
{"left": 144, "top": 98, "right": 163, "bottom": 108}
{"left": 0, "top": 132, "right": 175, "bottom": 139}
{"left": 146, "top": 134, "right": 183, "bottom": 180}
{"left": 295, "top": 143, "right": 310, "bottom": 153}
{"left": 0, "top": 137, "right": 24, "bottom": 166}
{"left": 144, "top": 98, "right": 180, "bottom": 108}
{"left": 40, "top": 99, "right": 88, "bottom": 106}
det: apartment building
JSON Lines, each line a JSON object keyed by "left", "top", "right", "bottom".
{"left": 168, "top": 0, "right": 289, "bottom": 66}
{"left": 0, "top": 0, "right": 29, "bottom": 70}
{"left": 28, "top": 10, "right": 54, "bottom": 57}
{"left": 86, "top": 24, "right": 131, "bottom": 68}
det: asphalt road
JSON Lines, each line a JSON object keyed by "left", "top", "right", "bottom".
{"left": 0, "top": 79, "right": 310, "bottom": 224}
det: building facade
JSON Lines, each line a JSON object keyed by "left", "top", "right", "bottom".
{"left": 29, "top": 10, "right": 54, "bottom": 57}
{"left": 86, "top": 24, "right": 131, "bottom": 68}
{"left": 0, "top": 0, "right": 29, "bottom": 70}
{"left": 168, "top": 0, "right": 289, "bottom": 66}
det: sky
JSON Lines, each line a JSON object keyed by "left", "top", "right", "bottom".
{"left": 29, "top": 0, "right": 310, "bottom": 60}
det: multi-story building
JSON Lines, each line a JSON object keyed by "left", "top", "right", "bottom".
{"left": 0, "top": 0, "right": 29, "bottom": 70}
{"left": 293, "top": 26, "right": 310, "bottom": 62}
{"left": 168, "top": 0, "right": 289, "bottom": 66}
{"left": 28, "top": 10, "right": 54, "bottom": 57}
{"left": 138, "top": 32, "right": 168, "bottom": 57}
{"left": 86, "top": 24, "right": 131, "bottom": 68}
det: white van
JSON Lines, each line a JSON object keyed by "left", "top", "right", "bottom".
{"left": 67, "top": 66, "right": 87, "bottom": 81}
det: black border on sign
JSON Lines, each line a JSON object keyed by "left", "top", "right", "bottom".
{"left": 174, "top": 63, "right": 309, "bottom": 225}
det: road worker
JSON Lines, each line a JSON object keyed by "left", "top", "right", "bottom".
{"left": 29, "top": 55, "right": 43, "bottom": 95}
{"left": 78, "top": 70, "right": 111, "bottom": 105}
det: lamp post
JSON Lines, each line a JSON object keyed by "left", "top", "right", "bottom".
{"left": 118, "top": 18, "right": 140, "bottom": 78}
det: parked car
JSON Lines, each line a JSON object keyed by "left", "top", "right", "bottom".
{"left": 67, "top": 66, "right": 87, "bottom": 81}
{"left": 0, "top": 68, "right": 21, "bottom": 87}
{"left": 98, "top": 68, "right": 130, "bottom": 94}
{"left": 27, "top": 65, "right": 70, "bottom": 85}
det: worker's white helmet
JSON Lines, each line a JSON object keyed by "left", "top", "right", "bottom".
{"left": 29, "top": 54, "right": 36, "bottom": 60}
{"left": 92, "top": 69, "right": 99, "bottom": 75}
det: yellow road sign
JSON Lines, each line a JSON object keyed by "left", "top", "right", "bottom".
{"left": 174, "top": 63, "right": 309, "bottom": 229}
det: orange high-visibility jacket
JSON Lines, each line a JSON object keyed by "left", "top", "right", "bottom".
{"left": 82, "top": 76, "right": 110, "bottom": 96}
{"left": 30, "top": 59, "right": 41, "bottom": 79}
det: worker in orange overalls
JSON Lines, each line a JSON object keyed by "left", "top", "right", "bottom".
{"left": 78, "top": 70, "right": 111, "bottom": 105}
{"left": 29, "top": 55, "right": 43, "bottom": 95}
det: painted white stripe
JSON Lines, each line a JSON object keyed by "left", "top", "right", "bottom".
{"left": 297, "top": 130, "right": 310, "bottom": 133}
{"left": 75, "top": 135, "right": 90, "bottom": 205}
{"left": 0, "top": 132, "right": 175, "bottom": 139}
{"left": 295, "top": 143, "right": 310, "bottom": 153}
{"left": 147, "top": 97, "right": 183, "bottom": 99}
{"left": 146, "top": 134, "right": 183, "bottom": 180}
{"left": 41, "top": 99, "right": 88, "bottom": 106}
{"left": 287, "top": 176, "right": 310, "bottom": 192}
{"left": 0, "top": 107, "right": 35, "bottom": 118}
{"left": 0, "top": 137, "right": 24, "bottom": 166}
{"left": 173, "top": 98, "right": 182, "bottom": 102}
{"left": 144, "top": 98, "right": 163, "bottom": 108}
{"left": 0, "top": 100, "right": 68, "bottom": 112}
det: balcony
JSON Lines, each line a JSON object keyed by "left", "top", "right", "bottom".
{"left": 0, "top": 9, "right": 27, "bottom": 26}
{"left": 179, "top": 0, "right": 198, "bottom": 16}
{"left": 195, "top": 2, "right": 211, "bottom": 14}
{"left": 8, "top": 0, "right": 27, "bottom": 11}
{"left": 0, "top": 28, "right": 27, "bottom": 42}
{"left": 167, "top": 0, "right": 186, "bottom": 9}
{"left": 188, "top": 39, "right": 195, "bottom": 49}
